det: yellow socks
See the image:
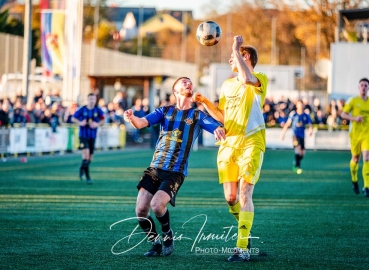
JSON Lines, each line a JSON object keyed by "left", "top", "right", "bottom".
{"left": 228, "top": 201, "right": 240, "bottom": 222}
{"left": 350, "top": 160, "right": 359, "bottom": 182}
{"left": 236, "top": 211, "right": 254, "bottom": 250}
{"left": 363, "top": 161, "right": 369, "bottom": 188}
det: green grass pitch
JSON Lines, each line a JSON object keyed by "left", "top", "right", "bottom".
{"left": 1, "top": 148, "right": 368, "bottom": 269}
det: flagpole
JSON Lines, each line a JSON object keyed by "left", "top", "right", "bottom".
{"left": 22, "top": 0, "right": 32, "bottom": 104}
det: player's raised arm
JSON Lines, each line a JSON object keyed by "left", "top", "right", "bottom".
{"left": 191, "top": 92, "right": 224, "bottom": 124}
{"left": 232, "top": 36, "right": 260, "bottom": 86}
{"left": 123, "top": 109, "right": 149, "bottom": 129}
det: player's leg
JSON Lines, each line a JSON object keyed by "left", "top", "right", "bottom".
{"left": 228, "top": 147, "right": 264, "bottom": 262}
{"left": 223, "top": 182, "right": 240, "bottom": 220}
{"left": 136, "top": 169, "right": 162, "bottom": 256}
{"left": 152, "top": 171, "right": 184, "bottom": 256}
{"left": 350, "top": 138, "right": 361, "bottom": 194}
{"left": 151, "top": 190, "right": 173, "bottom": 256}
{"left": 361, "top": 147, "right": 369, "bottom": 197}
{"left": 84, "top": 139, "right": 95, "bottom": 184}
{"left": 79, "top": 138, "right": 91, "bottom": 182}
{"left": 218, "top": 146, "right": 240, "bottom": 221}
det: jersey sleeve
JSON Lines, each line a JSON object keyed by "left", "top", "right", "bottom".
{"left": 198, "top": 111, "right": 222, "bottom": 134}
{"left": 342, "top": 97, "right": 353, "bottom": 114}
{"left": 252, "top": 72, "right": 268, "bottom": 95}
{"left": 288, "top": 111, "right": 295, "bottom": 119}
{"left": 73, "top": 106, "right": 83, "bottom": 119}
{"left": 97, "top": 107, "right": 105, "bottom": 120}
{"left": 145, "top": 107, "right": 164, "bottom": 126}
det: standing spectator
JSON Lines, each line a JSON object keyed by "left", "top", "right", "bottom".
{"left": 302, "top": 97, "right": 312, "bottom": 115}
{"left": 314, "top": 110, "right": 327, "bottom": 126}
{"left": 327, "top": 99, "right": 339, "bottom": 129}
{"left": 64, "top": 103, "right": 78, "bottom": 124}
{"left": 0, "top": 100, "right": 10, "bottom": 127}
{"left": 11, "top": 108, "right": 27, "bottom": 127}
{"left": 33, "top": 89, "right": 44, "bottom": 103}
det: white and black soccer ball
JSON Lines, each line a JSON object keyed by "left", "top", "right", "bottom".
{"left": 196, "top": 21, "right": 222, "bottom": 46}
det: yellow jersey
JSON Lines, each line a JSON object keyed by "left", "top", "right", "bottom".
{"left": 343, "top": 96, "right": 369, "bottom": 139}
{"left": 218, "top": 72, "right": 268, "bottom": 150}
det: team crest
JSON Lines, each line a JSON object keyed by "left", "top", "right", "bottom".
{"left": 169, "top": 129, "right": 182, "bottom": 142}
{"left": 165, "top": 115, "right": 173, "bottom": 120}
{"left": 94, "top": 112, "right": 98, "bottom": 117}
{"left": 184, "top": 118, "right": 193, "bottom": 125}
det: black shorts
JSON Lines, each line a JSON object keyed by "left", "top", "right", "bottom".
{"left": 293, "top": 136, "right": 305, "bottom": 150}
{"left": 79, "top": 138, "right": 96, "bottom": 154}
{"left": 137, "top": 167, "right": 185, "bottom": 207}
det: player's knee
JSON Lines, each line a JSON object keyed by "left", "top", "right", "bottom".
{"left": 224, "top": 193, "right": 237, "bottom": 204}
{"left": 136, "top": 206, "right": 149, "bottom": 218}
{"left": 352, "top": 156, "right": 360, "bottom": 163}
{"left": 150, "top": 200, "right": 165, "bottom": 215}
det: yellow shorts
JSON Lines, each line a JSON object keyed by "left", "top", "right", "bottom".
{"left": 217, "top": 145, "right": 264, "bottom": 185}
{"left": 350, "top": 135, "right": 369, "bottom": 156}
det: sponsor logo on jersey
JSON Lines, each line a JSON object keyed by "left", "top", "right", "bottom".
{"left": 184, "top": 118, "right": 193, "bottom": 125}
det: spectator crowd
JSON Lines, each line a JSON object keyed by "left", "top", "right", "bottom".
{"left": 0, "top": 89, "right": 350, "bottom": 132}
{"left": 262, "top": 96, "right": 349, "bottom": 129}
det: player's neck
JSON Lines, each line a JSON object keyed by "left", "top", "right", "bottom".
{"left": 87, "top": 105, "right": 94, "bottom": 110}
{"left": 175, "top": 98, "right": 192, "bottom": 110}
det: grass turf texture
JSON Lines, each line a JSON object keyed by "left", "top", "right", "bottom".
{"left": 1, "top": 148, "right": 368, "bottom": 269}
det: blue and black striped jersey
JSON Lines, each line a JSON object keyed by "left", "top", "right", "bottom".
{"left": 145, "top": 105, "right": 221, "bottom": 176}
{"left": 73, "top": 105, "right": 105, "bottom": 139}
{"left": 289, "top": 111, "right": 312, "bottom": 138}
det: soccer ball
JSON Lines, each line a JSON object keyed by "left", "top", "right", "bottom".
{"left": 196, "top": 21, "right": 222, "bottom": 46}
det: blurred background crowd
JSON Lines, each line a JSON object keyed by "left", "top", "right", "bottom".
{"left": 0, "top": 87, "right": 350, "bottom": 133}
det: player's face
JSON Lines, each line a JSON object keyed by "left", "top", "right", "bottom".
{"left": 229, "top": 53, "right": 238, "bottom": 72}
{"left": 359, "top": 81, "right": 369, "bottom": 97}
{"left": 175, "top": 78, "right": 193, "bottom": 97}
{"left": 87, "top": 95, "right": 97, "bottom": 107}
{"left": 296, "top": 101, "right": 303, "bottom": 112}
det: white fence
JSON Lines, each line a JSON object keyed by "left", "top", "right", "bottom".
{"left": 203, "top": 128, "right": 350, "bottom": 151}
{"left": 0, "top": 125, "right": 125, "bottom": 155}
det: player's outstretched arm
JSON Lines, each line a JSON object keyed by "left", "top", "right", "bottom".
{"left": 280, "top": 118, "right": 292, "bottom": 140}
{"left": 123, "top": 109, "right": 148, "bottom": 129}
{"left": 192, "top": 92, "right": 224, "bottom": 124}
{"left": 341, "top": 111, "right": 363, "bottom": 123}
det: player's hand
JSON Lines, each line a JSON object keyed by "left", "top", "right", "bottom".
{"left": 89, "top": 121, "right": 99, "bottom": 129}
{"left": 214, "top": 126, "right": 226, "bottom": 141}
{"left": 79, "top": 119, "right": 87, "bottom": 126}
{"left": 232, "top": 35, "right": 243, "bottom": 51}
{"left": 355, "top": 116, "right": 363, "bottom": 123}
{"left": 191, "top": 92, "right": 204, "bottom": 103}
{"left": 123, "top": 109, "right": 134, "bottom": 123}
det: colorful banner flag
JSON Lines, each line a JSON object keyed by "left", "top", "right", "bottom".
{"left": 41, "top": 10, "right": 66, "bottom": 76}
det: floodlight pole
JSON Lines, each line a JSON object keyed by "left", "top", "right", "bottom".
{"left": 22, "top": 0, "right": 32, "bottom": 104}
